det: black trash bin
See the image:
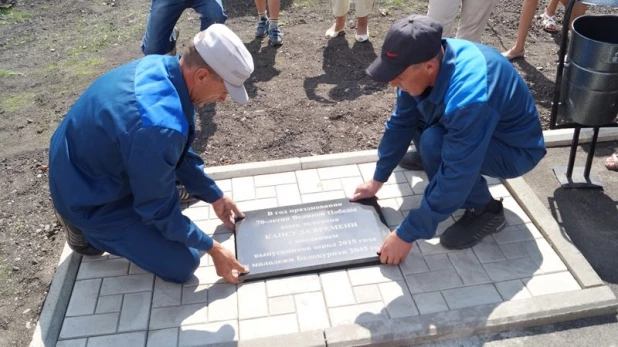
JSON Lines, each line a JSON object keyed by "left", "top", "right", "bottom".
{"left": 559, "top": 15, "right": 618, "bottom": 126}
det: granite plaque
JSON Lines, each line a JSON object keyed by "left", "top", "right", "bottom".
{"left": 235, "top": 198, "right": 390, "bottom": 281}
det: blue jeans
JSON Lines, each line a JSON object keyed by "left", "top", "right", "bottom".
{"left": 142, "top": 0, "right": 227, "bottom": 55}
{"left": 84, "top": 221, "right": 201, "bottom": 283}
{"left": 415, "top": 126, "right": 544, "bottom": 209}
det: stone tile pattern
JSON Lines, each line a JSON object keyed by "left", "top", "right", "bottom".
{"left": 58, "top": 164, "right": 582, "bottom": 346}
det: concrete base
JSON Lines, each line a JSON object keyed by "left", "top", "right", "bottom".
{"left": 31, "top": 144, "right": 618, "bottom": 347}
{"left": 553, "top": 166, "right": 603, "bottom": 189}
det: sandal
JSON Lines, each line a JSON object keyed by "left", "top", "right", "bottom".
{"left": 325, "top": 24, "right": 346, "bottom": 39}
{"left": 541, "top": 12, "right": 559, "bottom": 33}
{"left": 604, "top": 152, "right": 618, "bottom": 171}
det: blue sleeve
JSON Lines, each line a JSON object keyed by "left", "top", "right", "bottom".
{"left": 175, "top": 148, "right": 223, "bottom": 204}
{"left": 373, "top": 89, "right": 423, "bottom": 182}
{"left": 395, "top": 103, "right": 499, "bottom": 243}
{"left": 125, "top": 127, "right": 214, "bottom": 251}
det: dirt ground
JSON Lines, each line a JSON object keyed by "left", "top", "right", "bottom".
{"left": 0, "top": 0, "right": 616, "bottom": 345}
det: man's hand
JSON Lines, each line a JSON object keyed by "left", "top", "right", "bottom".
{"left": 208, "top": 241, "right": 249, "bottom": 284}
{"left": 212, "top": 195, "right": 245, "bottom": 230}
{"left": 351, "top": 179, "right": 384, "bottom": 201}
{"left": 377, "top": 231, "right": 413, "bottom": 265}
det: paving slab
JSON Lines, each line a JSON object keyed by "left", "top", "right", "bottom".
{"left": 41, "top": 155, "right": 617, "bottom": 347}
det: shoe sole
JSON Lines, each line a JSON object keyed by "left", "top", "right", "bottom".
{"left": 440, "top": 218, "right": 507, "bottom": 250}
{"left": 398, "top": 162, "right": 424, "bottom": 171}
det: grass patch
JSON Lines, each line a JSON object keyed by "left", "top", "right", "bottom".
{"left": 0, "top": 69, "right": 22, "bottom": 78}
{"left": 0, "top": 92, "right": 35, "bottom": 113}
{"left": 0, "top": 7, "right": 29, "bottom": 24}
{"left": 67, "top": 24, "right": 120, "bottom": 57}
{"left": 74, "top": 57, "right": 104, "bottom": 76}
{"left": 1, "top": 33, "right": 35, "bottom": 49}
{"left": 388, "top": 0, "right": 404, "bottom": 6}
{"left": 67, "top": 21, "right": 141, "bottom": 57}
{"left": 43, "top": 56, "right": 104, "bottom": 77}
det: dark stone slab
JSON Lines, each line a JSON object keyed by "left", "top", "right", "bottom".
{"left": 235, "top": 198, "right": 391, "bottom": 281}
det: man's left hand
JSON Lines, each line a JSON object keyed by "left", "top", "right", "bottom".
{"left": 212, "top": 195, "right": 245, "bottom": 230}
{"left": 378, "top": 231, "right": 413, "bottom": 265}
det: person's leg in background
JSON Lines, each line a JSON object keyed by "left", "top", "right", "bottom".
{"left": 325, "top": 0, "right": 350, "bottom": 39}
{"left": 84, "top": 223, "right": 201, "bottom": 284}
{"left": 542, "top": 0, "right": 588, "bottom": 32}
{"left": 541, "top": 0, "right": 562, "bottom": 32}
{"left": 456, "top": 0, "right": 497, "bottom": 42}
{"left": 266, "top": 0, "right": 282, "bottom": 45}
{"left": 353, "top": 0, "right": 374, "bottom": 42}
{"left": 426, "top": 0, "right": 460, "bottom": 38}
{"left": 254, "top": 0, "right": 270, "bottom": 38}
{"left": 254, "top": 0, "right": 283, "bottom": 45}
{"left": 142, "top": 0, "right": 188, "bottom": 55}
{"left": 502, "top": 0, "right": 539, "bottom": 60}
{"left": 193, "top": 0, "right": 228, "bottom": 31}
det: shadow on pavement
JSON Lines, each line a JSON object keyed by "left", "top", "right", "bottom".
{"left": 352, "top": 210, "right": 544, "bottom": 345}
{"left": 549, "top": 187, "right": 618, "bottom": 284}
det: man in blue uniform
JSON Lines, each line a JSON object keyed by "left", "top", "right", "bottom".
{"left": 49, "top": 24, "right": 254, "bottom": 284}
{"left": 352, "top": 15, "right": 546, "bottom": 265}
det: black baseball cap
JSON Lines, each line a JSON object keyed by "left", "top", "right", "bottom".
{"left": 367, "top": 15, "right": 443, "bottom": 83}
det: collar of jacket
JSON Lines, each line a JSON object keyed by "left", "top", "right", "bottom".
{"left": 426, "top": 39, "right": 456, "bottom": 106}
{"left": 166, "top": 55, "right": 196, "bottom": 130}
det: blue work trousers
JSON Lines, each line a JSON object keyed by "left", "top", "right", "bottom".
{"left": 142, "top": 0, "right": 227, "bottom": 55}
{"left": 84, "top": 222, "right": 201, "bottom": 284}
{"left": 415, "top": 125, "right": 543, "bottom": 208}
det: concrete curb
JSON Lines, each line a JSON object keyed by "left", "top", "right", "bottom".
{"left": 208, "top": 330, "right": 326, "bottom": 347}
{"left": 503, "top": 177, "right": 605, "bottom": 289}
{"left": 323, "top": 286, "right": 617, "bottom": 347}
{"left": 206, "top": 128, "right": 618, "bottom": 180}
{"left": 543, "top": 127, "right": 618, "bottom": 148}
{"left": 29, "top": 243, "right": 81, "bottom": 347}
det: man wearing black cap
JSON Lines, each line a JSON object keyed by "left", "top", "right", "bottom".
{"left": 352, "top": 15, "right": 546, "bottom": 264}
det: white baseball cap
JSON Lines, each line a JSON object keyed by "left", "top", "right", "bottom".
{"left": 193, "top": 24, "right": 254, "bottom": 105}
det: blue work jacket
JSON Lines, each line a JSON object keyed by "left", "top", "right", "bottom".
{"left": 49, "top": 55, "right": 221, "bottom": 251}
{"left": 373, "top": 39, "right": 546, "bottom": 243}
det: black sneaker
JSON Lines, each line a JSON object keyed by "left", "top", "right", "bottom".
{"left": 54, "top": 210, "right": 104, "bottom": 256}
{"left": 399, "top": 151, "right": 424, "bottom": 171}
{"left": 440, "top": 198, "right": 506, "bottom": 250}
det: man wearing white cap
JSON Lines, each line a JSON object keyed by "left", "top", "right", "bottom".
{"left": 48, "top": 25, "right": 254, "bottom": 284}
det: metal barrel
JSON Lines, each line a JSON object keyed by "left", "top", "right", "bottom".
{"left": 560, "top": 15, "right": 618, "bottom": 126}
